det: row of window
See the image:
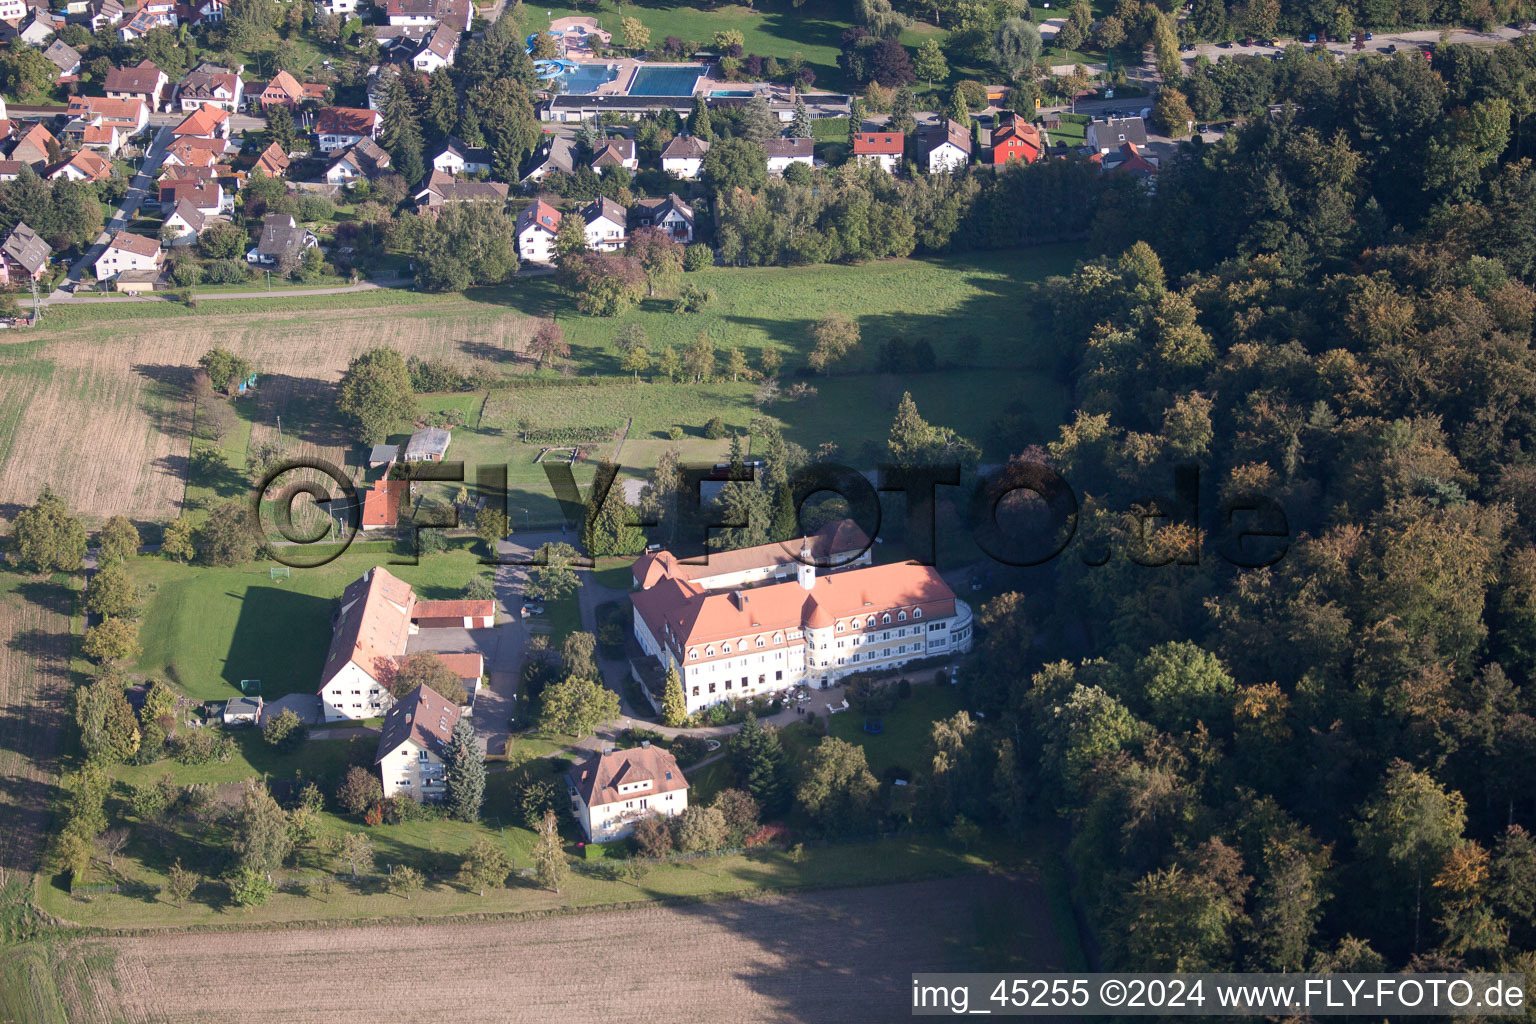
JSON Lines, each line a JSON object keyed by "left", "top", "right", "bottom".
{"left": 693, "top": 668, "right": 784, "bottom": 698}
{"left": 834, "top": 608, "right": 922, "bottom": 633}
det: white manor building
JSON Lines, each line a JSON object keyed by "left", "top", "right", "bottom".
{"left": 630, "top": 528, "right": 972, "bottom": 716}
{"left": 568, "top": 743, "right": 689, "bottom": 842}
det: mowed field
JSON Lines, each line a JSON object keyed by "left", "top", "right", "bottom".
{"left": 0, "top": 248, "right": 1078, "bottom": 530}
{"left": 66, "top": 874, "right": 1065, "bottom": 1024}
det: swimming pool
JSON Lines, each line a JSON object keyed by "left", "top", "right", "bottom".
{"left": 555, "top": 63, "right": 618, "bottom": 94}
{"left": 710, "top": 89, "right": 754, "bottom": 97}
{"left": 628, "top": 65, "right": 706, "bottom": 96}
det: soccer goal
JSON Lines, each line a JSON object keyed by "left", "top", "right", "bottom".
{"left": 270, "top": 566, "right": 291, "bottom": 582}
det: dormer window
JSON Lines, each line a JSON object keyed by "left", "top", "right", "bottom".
{"left": 866, "top": 616, "right": 875, "bottom": 628}
{"left": 835, "top": 622, "right": 845, "bottom": 632}
{"left": 898, "top": 611, "right": 907, "bottom": 621}
{"left": 913, "top": 608, "right": 922, "bottom": 619}
{"left": 882, "top": 614, "right": 891, "bottom": 624}
{"left": 773, "top": 632, "right": 783, "bottom": 643}
{"left": 755, "top": 636, "right": 765, "bottom": 647}
{"left": 688, "top": 649, "right": 698, "bottom": 660}
{"left": 705, "top": 646, "right": 714, "bottom": 657}
{"left": 723, "top": 643, "right": 732, "bottom": 654}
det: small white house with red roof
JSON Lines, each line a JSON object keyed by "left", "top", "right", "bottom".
{"left": 851, "top": 131, "right": 904, "bottom": 173}
{"left": 515, "top": 199, "right": 561, "bottom": 263}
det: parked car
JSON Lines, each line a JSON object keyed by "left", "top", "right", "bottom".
{"left": 1381, "top": 43, "right": 1397, "bottom": 52}
{"left": 1306, "top": 32, "right": 1318, "bottom": 42}
{"left": 1217, "top": 39, "right": 1233, "bottom": 47}
{"left": 1197, "top": 123, "right": 1210, "bottom": 133}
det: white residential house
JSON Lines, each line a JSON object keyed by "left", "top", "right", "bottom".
{"left": 176, "top": 62, "right": 243, "bottom": 112}
{"left": 589, "top": 137, "right": 638, "bottom": 174}
{"left": 0, "top": 0, "right": 29, "bottom": 22}
{"left": 93, "top": 231, "right": 162, "bottom": 280}
{"left": 412, "top": 21, "right": 459, "bottom": 73}
{"left": 516, "top": 199, "right": 561, "bottom": 263}
{"left": 850, "top": 131, "right": 904, "bottom": 173}
{"left": 632, "top": 193, "right": 694, "bottom": 244}
{"left": 162, "top": 199, "right": 207, "bottom": 245}
{"left": 568, "top": 744, "right": 689, "bottom": 842}
{"left": 1085, "top": 117, "right": 1149, "bottom": 154}
{"left": 660, "top": 134, "right": 709, "bottom": 179}
{"left": 917, "top": 118, "right": 971, "bottom": 174}
{"left": 319, "top": 0, "right": 357, "bottom": 13}
{"left": 325, "top": 137, "right": 391, "bottom": 183}
{"left": 580, "top": 196, "right": 626, "bottom": 252}
{"left": 374, "top": 685, "right": 459, "bottom": 802}
{"left": 764, "top": 136, "right": 814, "bottom": 175}
{"left": 315, "top": 106, "right": 381, "bottom": 154}
{"left": 522, "top": 135, "right": 576, "bottom": 183}
{"left": 431, "top": 136, "right": 491, "bottom": 176}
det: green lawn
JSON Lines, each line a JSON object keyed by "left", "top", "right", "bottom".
{"left": 827, "top": 681, "right": 963, "bottom": 777}
{"left": 131, "top": 547, "right": 498, "bottom": 701}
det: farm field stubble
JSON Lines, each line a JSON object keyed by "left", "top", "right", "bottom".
{"left": 68, "top": 873, "right": 1064, "bottom": 1024}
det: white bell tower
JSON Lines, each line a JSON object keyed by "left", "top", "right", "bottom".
{"left": 797, "top": 543, "right": 816, "bottom": 590}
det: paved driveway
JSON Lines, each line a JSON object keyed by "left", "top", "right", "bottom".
{"left": 407, "top": 613, "right": 526, "bottom": 755}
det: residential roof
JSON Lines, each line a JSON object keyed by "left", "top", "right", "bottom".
{"left": 2, "top": 222, "right": 49, "bottom": 275}
{"left": 257, "top": 212, "right": 311, "bottom": 258}
{"left": 419, "top": 21, "right": 458, "bottom": 59}
{"left": 369, "top": 443, "right": 399, "bottom": 464}
{"left": 569, "top": 746, "right": 689, "bottom": 809}
{"left": 263, "top": 69, "right": 304, "bottom": 102}
{"left": 990, "top": 121, "right": 1043, "bottom": 164}
{"left": 661, "top": 134, "right": 709, "bottom": 160}
{"left": 763, "top": 137, "right": 813, "bottom": 159}
{"left": 1089, "top": 116, "right": 1148, "bottom": 148}
{"left": 404, "top": 426, "right": 451, "bottom": 459}
{"left": 413, "top": 599, "right": 495, "bottom": 620}
{"left": 633, "top": 192, "right": 693, "bottom": 224}
{"left": 104, "top": 230, "right": 160, "bottom": 258}
{"left": 316, "top": 106, "right": 380, "bottom": 137}
{"left": 322, "top": 566, "right": 416, "bottom": 688}
{"left": 330, "top": 137, "right": 392, "bottom": 177}
{"left": 159, "top": 180, "right": 220, "bottom": 208}
{"left": 179, "top": 62, "right": 239, "bottom": 100}
{"left": 373, "top": 684, "right": 462, "bottom": 764}
{"left": 580, "top": 195, "right": 626, "bottom": 227}
{"left": 69, "top": 95, "right": 146, "bottom": 124}
{"left": 590, "top": 138, "right": 636, "bottom": 168}
{"left": 432, "top": 652, "right": 484, "bottom": 681}
{"left": 80, "top": 124, "right": 118, "bottom": 146}
{"left": 632, "top": 519, "right": 871, "bottom": 590}
{"left": 173, "top": 103, "right": 228, "bottom": 137}
{"left": 631, "top": 558, "right": 956, "bottom": 659}
{"left": 42, "top": 40, "right": 80, "bottom": 74}
{"left": 435, "top": 135, "right": 491, "bottom": 167}
{"left": 527, "top": 135, "right": 576, "bottom": 176}
{"left": 361, "top": 478, "right": 407, "bottom": 527}
{"left": 383, "top": 0, "right": 469, "bottom": 22}
{"left": 52, "top": 149, "right": 112, "bottom": 181}
{"left": 852, "top": 132, "right": 904, "bottom": 155}
{"left": 254, "top": 141, "right": 290, "bottom": 176}
{"left": 167, "top": 197, "right": 206, "bottom": 231}
{"left": 920, "top": 118, "right": 972, "bottom": 157}
{"left": 104, "top": 60, "right": 163, "bottom": 95}
{"left": 517, "top": 198, "right": 561, "bottom": 234}
{"left": 10, "top": 123, "right": 55, "bottom": 161}
{"left": 419, "top": 179, "right": 509, "bottom": 205}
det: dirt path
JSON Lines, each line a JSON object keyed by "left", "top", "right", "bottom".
{"left": 72, "top": 873, "right": 1063, "bottom": 1023}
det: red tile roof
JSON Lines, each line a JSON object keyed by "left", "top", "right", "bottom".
{"left": 851, "top": 132, "right": 904, "bottom": 155}
{"left": 173, "top": 103, "right": 228, "bottom": 137}
{"left": 632, "top": 519, "right": 871, "bottom": 589}
{"left": 105, "top": 230, "right": 160, "bottom": 257}
{"left": 361, "top": 479, "right": 408, "bottom": 527}
{"left": 412, "top": 599, "right": 495, "bottom": 621}
{"left": 321, "top": 566, "right": 416, "bottom": 688}
{"left": 316, "top": 106, "right": 379, "bottom": 137}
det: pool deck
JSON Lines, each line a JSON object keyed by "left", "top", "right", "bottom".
{"left": 563, "top": 57, "right": 718, "bottom": 98}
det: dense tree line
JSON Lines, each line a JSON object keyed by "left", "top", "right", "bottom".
{"left": 958, "top": 34, "right": 1536, "bottom": 973}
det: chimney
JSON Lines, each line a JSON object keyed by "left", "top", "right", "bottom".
{"left": 641, "top": 739, "right": 650, "bottom": 749}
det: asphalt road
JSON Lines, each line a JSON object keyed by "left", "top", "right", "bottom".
{"left": 50, "top": 123, "right": 173, "bottom": 299}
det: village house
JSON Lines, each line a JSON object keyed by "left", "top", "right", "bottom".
{"left": 84, "top": 0, "right": 123, "bottom": 34}
{"left": 515, "top": 198, "right": 560, "bottom": 263}
{"left": 413, "top": 21, "right": 459, "bottom": 73}
{"left": 580, "top": 196, "right": 626, "bottom": 252}
{"left": 253, "top": 141, "right": 290, "bottom": 177}
{"left": 413, "top": 171, "right": 508, "bottom": 211}
{"left": 247, "top": 212, "right": 316, "bottom": 265}
{"left": 383, "top": 0, "right": 471, "bottom": 31}
{"left": 158, "top": 179, "right": 223, "bottom": 215}
{"left": 0, "top": 221, "right": 49, "bottom": 287}
{"left": 1085, "top": 116, "right": 1148, "bottom": 154}
{"left": 631, "top": 544, "right": 972, "bottom": 715}
{"left": 568, "top": 744, "right": 689, "bottom": 843}
{"left": 258, "top": 70, "right": 325, "bottom": 110}
{"left": 374, "top": 684, "right": 460, "bottom": 802}
{"left": 632, "top": 193, "right": 694, "bottom": 243}
{"left": 590, "top": 137, "right": 638, "bottom": 175}
{"left": 851, "top": 131, "right": 904, "bottom": 173}
{"left": 325, "top": 137, "right": 391, "bottom": 183}
{"left": 93, "top": 230, "right": 163, "bottom": 281}
{"left": 1096, "top": 141, "right": 1159, "bottom": 179}
{"left": 16, "top": 10, "right": 58, "bottom": 45}
{"left": 104, "top": 60, "right": 167, "bottom": 110}
{"left": 41, "top": 40, "right": 81, "bottom": 78}
{"left": 66, "top": 95, "right": 148, "bottom": 136}
{"left": 763, "top": 136, "right": 813, "bottom": 175}
{"left": 172, "top": 103, "right": 230, "bottom": 140}
{"left": 987, "top": 119, "right": 1043, "bottom": 166}
{"left": 660, "top": 134, "right": 709, "bottom": 179}
{"left": 0, "top": 0, "right": 29, "bottom": 23}
{"left": 403, "top": 426, "right": 451, "bottom": 462}
{"left": 162, "top": 198, "right": 207, "bottom": 244}
{"left": 522, "top": 135, "right": 576, "bottom": 183}
{"left": 917, "top": 118, "right": 971, "bottom": 174}
{"left": 315, "top": 106, "right": 381, "bottom": 153}
{"left": 7, "top": 123, "right": 54, "bottom": 170}
{"left": 78, "top": 123, "right": 122, "bottom": 155}
{"left": 176, "top": 62, "right": 243, "bottom": 112}
{"left": 48, "top": 149, "right": 112, "bottom": 183}
{"left": 431, "top": 136, "right": 490, "bottom": 176}
{"left": 162, "top": 135, "right": 233, "bottom": 172}
{"left": 320, "top": 566, "right": 492, "bottom": 722}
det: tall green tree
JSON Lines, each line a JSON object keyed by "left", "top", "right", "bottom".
{"left": 533, "top": 808, "right": 568, "bottom": 892}
{"left": 728, "top": 715, "right": 790, "bottom": 814}
{"left": 443, "top": 717, "right": 485, "bottom": 822}
{"left": 13, "top": 487, "right": 87, "bottom": 573}
{"left": 337, "top": 347, "right": 415, "bottom": 445}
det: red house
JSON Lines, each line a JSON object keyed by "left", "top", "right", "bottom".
{"left": 989, "top": 121, "right": 1044, "bottom": 166}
